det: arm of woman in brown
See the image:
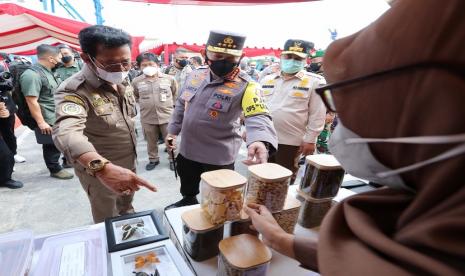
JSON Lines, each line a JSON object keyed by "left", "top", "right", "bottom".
{"left": 244, "top": 203, "right": 319, "bottom": 271}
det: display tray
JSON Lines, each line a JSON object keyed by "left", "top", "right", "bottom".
{"left": 110, "top": 239, "right": 195, "bottom": 276}
{"left": 0, "top": 229, "right": 34, "bottom": 276}
{"left": 105, "top": 210, "right": 168, "bottom": 253}
{"left": 31, "top": 227, "right": 107, "bottom": 276}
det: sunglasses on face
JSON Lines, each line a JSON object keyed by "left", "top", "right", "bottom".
{"left": 91, "top": 56, "right": 131, "bottom": 72}
{"left": 315, "top": 61, "right": 465, "bottom": 112}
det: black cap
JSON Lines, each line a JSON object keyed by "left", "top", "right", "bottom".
{"left": 282, "top": 39, "right": 314, "bottom": 58}
{"left": 206, "top": 30, "right": 246, "bottom": 57}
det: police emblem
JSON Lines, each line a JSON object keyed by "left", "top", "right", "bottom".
{"left": 209, "top": 110, "right": 219, "bottom": 119}
{"left": 61, "top": 103, "right": 83, "bottom": 115}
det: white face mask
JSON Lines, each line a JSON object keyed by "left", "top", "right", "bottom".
{"left": 329, "top": 122, "right": 465, "bottom": 192}
{"left": 143, "top": 66, "right": 158, "bottom": 77}
{"left": 90, "top": 57, "right": 129, "bottom": 85}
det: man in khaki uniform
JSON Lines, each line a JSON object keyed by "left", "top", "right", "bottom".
{"left": 132, "top": 52, "right": 177, "bottom": 171}
{"left": 260, "top": 39, "right": 326, "bottom": 184}
{"left": 52, "top": 25, "right": 156, "bottom": 223}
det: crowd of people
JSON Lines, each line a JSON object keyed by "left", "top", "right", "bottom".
{"left": 1, "top": 0, "right": 464, "bottom": 273}
{"left": 0, "top": 24, "right": 333, "bottom": 222}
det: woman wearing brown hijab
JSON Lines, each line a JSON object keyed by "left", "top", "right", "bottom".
{"left": 245, "top": 0, "right": 465, "bottom": 275}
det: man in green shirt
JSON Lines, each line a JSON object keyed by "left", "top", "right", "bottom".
{"left": 20, "top": 44, "right": 73, "bottom": 179}
{"left": 55, "top": 44, "right": 82, "bottom": 168}
{"left": 55, "top": 44, "right": 81, "bottom": 81}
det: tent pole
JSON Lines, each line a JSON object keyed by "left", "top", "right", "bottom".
{"left": 42, "top": 0, "right": 48, "bottom": 12}
{"left": 51, "top": 0, "right": 56, "bottom": 13}
{"left": 93, "top": 0, "right": 105, "bottom": 25}
{"left": 164, "top": 44, "right": 169, "bottom": 66}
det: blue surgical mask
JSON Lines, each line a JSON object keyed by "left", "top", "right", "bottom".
{"left": 280, "top": 59, "right": 305, "bottom": 74}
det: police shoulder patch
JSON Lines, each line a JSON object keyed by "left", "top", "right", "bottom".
{"left": 241, "top": 82, "right": 269, "bottom": 117}
{"left": 61, "top": 102, "right": 84, "bottom": 116}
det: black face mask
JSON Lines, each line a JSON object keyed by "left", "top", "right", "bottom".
{"left": 62, "top": 56, "right": 73, "bottom": 64}
{"left": 206, "top": 57, "right": 238, "bottom": 77}
{"left": 309, "top": 63, "right": 322, "bottom": 73}
{"left": 178, "top": 59, "right": 188, "bottom": 68}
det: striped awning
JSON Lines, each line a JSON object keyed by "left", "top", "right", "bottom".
{"left": 0, "top": 3, "right": 144, "bottom": 58}
{"left": 120, "top": 0, "right": 317, "bottom": 5}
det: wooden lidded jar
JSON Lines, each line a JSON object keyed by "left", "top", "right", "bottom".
{"left": 246, "top": 163, "right": 292, "bottom": 212}
{"left": 229, "top": 210, "right": 259, "bottom": 237}
{"left": 200, "top": 169, "right": 247, "bottom": 224}
{"left": 272, "top": 195, "right": 302, "bottom": 234}
{"left": 300, "top": 154, "right": 345, "bottom": 199}
{"left": 297, "top": 194, "right": 333, "bottom": 229}
{"left": 218, "top": 234, "right": 272, "bottom": 276}
{"left": 181, "top": 208, "right": 224, "bottom": 261}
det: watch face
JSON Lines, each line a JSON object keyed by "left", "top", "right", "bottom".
{"left": 89, "top": 159, "right": 102, "bottom": 169}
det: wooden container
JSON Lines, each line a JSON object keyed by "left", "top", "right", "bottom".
{"left": 245, "top": 163, "right": 292, "bottom": 212}
{"left": 300, "top": 155, "right": 345, "bottom": 199}
{"left": 200, "top": 170, "right": 247, "bottom": 224}
{"left": 218, "top": 234, "right": 272, "bottom": 276}
{"left": 297, "top": 194, "right": 332, "bottom": 229}
{"left": 230, "top": 210, "right": 259, "bottom": 237}
{"left": 181, "top": 208, "right": 224, "bottom": 261}
{"left": 272, "top": 195, "right": 302, "bottom": 234}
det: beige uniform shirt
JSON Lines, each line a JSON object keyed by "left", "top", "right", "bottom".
{"left": 132, "top": 72, "right": 177, "bottom": 125}
{"left": 260, "top": 70, "right": 326, "bottom": 146}
{"left": 52, "top": 64, "right": 138, "bottom": 170}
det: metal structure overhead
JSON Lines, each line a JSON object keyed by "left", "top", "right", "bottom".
{"left": 40, "top": 0, "right": 103, "bottom": 24}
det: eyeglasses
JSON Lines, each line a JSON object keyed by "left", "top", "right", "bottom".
{"left": 315, "top": 61, "right": 465, "bottom": 112}
{"left": 91, "top": 56, "right": 131, "bottom": 72}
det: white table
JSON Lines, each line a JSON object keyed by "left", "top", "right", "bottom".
{"left": 163, "top": 187, "right": 355, "bottom": 276}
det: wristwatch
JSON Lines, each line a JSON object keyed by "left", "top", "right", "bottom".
{"left": 86, "top": 158, "right": 110, "bottom": 177}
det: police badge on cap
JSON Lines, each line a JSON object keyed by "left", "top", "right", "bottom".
{"left": 282, "top": 39, "right": 314, "bottom": 58}
{"left": 206, "top": 31, "right": 246, "bottom": 57}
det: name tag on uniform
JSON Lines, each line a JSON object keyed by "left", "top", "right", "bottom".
{"left": 263, "top": 90, "right": 274, "bottom": 96}
{"left": 212, "top": 92, "right": 232, "bottom": 102}
{"left": 160, "top": 93, "right": 167, "bottom": 102}
{"left": 292, "top": 86, "right": 310, "bottom": 91}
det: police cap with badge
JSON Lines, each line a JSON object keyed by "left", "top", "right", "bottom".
{"left": 206, "top": 31, "right": 246, "bottom": 57}
{"left": 282, "top": 39, "right": 314, "bottom": 58}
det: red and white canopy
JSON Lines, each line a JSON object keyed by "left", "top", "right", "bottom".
{"left": 0, "top": 3, "right": 144, "bottom": 58}
{"left": 121, "top": 0, "right": 316, "bottom": 5}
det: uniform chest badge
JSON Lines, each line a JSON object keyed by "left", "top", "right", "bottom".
{"left": 292, "top": 91, "right": 306, "bottom": 98}
{"left": 190, "top": 79, "right": 200, "bottom": 86}
{"left": 224, "top": 82, "right": 238, "bottom": 89}
{"left": 217, "top": 88, "right": 234, "bottom": 95}
{"left": 265, "top": 79, "right": 276, "bottom": 85}
{"left": 209, "top": 110, "right": 219, "bottom": 119}
{"left": 299, "top": 77, "right": 309, "bottom": 87}
{"left": 212, "top": 101, "right": 223, "bottom": 110}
